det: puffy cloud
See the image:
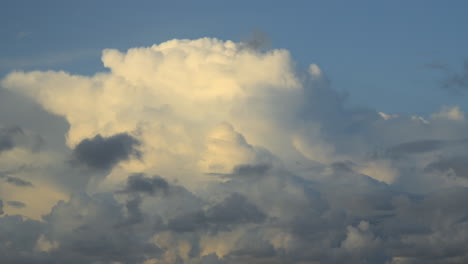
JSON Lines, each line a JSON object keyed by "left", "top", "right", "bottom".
{"left": 1, "top": 37, "right": 468, "bottom": 263}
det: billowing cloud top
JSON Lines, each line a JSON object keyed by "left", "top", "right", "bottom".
{"left": 1, "top": 38, "right": 468, "bottom": 264}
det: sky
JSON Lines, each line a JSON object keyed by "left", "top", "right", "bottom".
{"left": 1, "top": 1, "right": 468, "bottom": 264}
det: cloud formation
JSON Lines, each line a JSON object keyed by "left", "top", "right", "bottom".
{"left": 72, "top": 133, "right": 140, "bottom": 171}
{"left": 1, "top": 38, "right": 468, "bottom": 263}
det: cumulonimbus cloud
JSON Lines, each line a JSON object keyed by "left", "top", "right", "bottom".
{"left": 1, "top": 38, "right": 468, "bottom": 263}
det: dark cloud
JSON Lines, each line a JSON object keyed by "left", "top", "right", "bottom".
{"left": 0, "top": 126, "right": 22, "bottom": 153}
{"left": 233, "top": 163, "right": 271, "bottom": 177}
{"left": 0, "top": 200, "right": 3, "bottom": 214}
{"left": 431, "top": 59, "right": 468, "bottom": 94}
{"left": 426, "top": 156, "right": 468, "bottom": 178}
{"left": 120, "top": 173, "right": 169, "bottom": 196}
{"left": 388, "top": 139, "right": 446, "bottom": 156}
{"left": 442, "top": 60, "right": 468, "bottom": 94}
{"left": 207, "top": 163, "right": 272, "bottom": 179}
{"left": 73, "top": 133, "right": 140, "bottom": 170}
{"left": 0, "top": 88, "right": 69, "bottom": 153}
{"left": 40, "top": 193, "right": 162, "bottom": 263}
{"left": 7, "top": 200, "right": 26, "bottom": 208}
{"left": 242, "top": 30, "right": 271, "bottom": 51}
{"left": 168, "top": 193, "right": 266, "bottom": 232}
{"left": 5, "top": 176, "right": 34, "bottom": 187}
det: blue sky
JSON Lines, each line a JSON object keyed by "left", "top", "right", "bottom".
{"left": 2, "top": 0, "right": 468, "bottom": 115}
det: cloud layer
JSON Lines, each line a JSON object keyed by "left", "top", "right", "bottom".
{"left": 1, "top": 38, "right": 468, "bottom": 263}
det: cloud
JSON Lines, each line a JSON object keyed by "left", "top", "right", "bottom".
{"left": 2, "top": 37, "right": 468, "bottom": 263}
{"left": 387, "top": 139, "right": 447, "bottom": 156}
{"left": 3, "top": 176, "right": 34, "bottom": 187}
{"left": 0, "top": 126, "right": 23, "bottom": 153}
{"left": 7, "top": 200, "right": 27, "bottom": 208}
{"left": 119, "top": 173, "right": 169, "bottom": 196}
{"left": 72, "top": 133, "right": 140, "bottom": 171}
{"left": 168, "top": 193, "right": 266, "bottom": 233}
{"left": 431, "top": 105, "right": 465, "bottom": 121}
{"left": 429, "top": 59, "right": 468, "bottom": 94}
{"left": 441, "top": 60, "right": 468, "bottom": 94}
{"left": 426, "top": 156, "right": 468, "bottom": 178}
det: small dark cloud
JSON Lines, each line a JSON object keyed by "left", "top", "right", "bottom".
{"left": 119, "top": 173, "right": 169, "bottom": 196}
{"left": 242, "top": 30, "right": 271, "bottom": 51}
{"left": 5, "top": 176, "right": 34, "bottom": 187}
{"left": 121, "top": 196, "right": 144, "bottom": 226}
{"left": 208, "top": 163, "right": 272, "bottom": 179}
{"left": 7, "top": 201, "right": 26, "bottom": 208}
{"left": 205, "top": 193, "right": 266, "bottom": 224}
{"left": 233, "top": 163, "right": 271, "bottom": 176}
{"left": 168, "top": 193, "right": 266, "bottom": 232}
{"left": 330, "top": 161, "right": 356, "bottom": 173}
{"left": 0, "top": 126, "right": 23, "bottom": 153}
{"left": 426, "top": 156, "right": 468, "bottom": 178}
{"left": 430, "top": 60, "right": 468, "bottom": 94}
{"left": 388, "top": 139, "right": 446, "bottom": 156}
{"left": 425, "top": 62, "right": 449, "bottom": 71}
{"left": 73, "top": 133, "right": 140, "bottom": 170}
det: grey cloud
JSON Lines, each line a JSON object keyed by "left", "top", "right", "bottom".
{"left": 2, "top": 165, "right": 468, "bottom": 264}
{"left": 208, "top": 163, "right": 272, "bottom": 179}
{"left": 7, "top": 200, "right": 26, "bottom": 208}
{"left": 205, "top": 193, "right": 266, "bottom": 224}
{"left": 0, "top": 215, "right": 45, "bottom": 261}
{"left": 40, "top": 193, "right": 162, "bottom": 263}
{"left": 5, "top": 176, "right": 34, "bottom": 187}
{"left": 430, "top": 59, "right": 468, "bottom": 94}
{"left": 0, "top": 200, "right": 3, "bottom": 214}
{"left": 233, "top": 163, "right": 271, "bottom": 177}
{"left": 0, "top": 126, "right": 22, "bottom": 153}
{"left": 122, "top": 196, "right": 144, "bottom": 226}
{"left": 442, "top": 60, "right": 468, "bottom": 94}
{"left": 73, "top": 133, "right": 140, "bottom": 170}
{"left": 168, "top": 193, "right": 266, "bottom": 232}
{"left": 0, "top": 88, "right": 69, "bottom": 153}
{"left": 387, "top": 139, "right": 447, "bottom": 156}
{"left": 426, "top": 155, "right": 468, "bottom": 178}
{"left": 242, "top": 30, "right": 271, "bottom": 51}
{"left": 120, "top": 173, "right": 169, "bottom": 196}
